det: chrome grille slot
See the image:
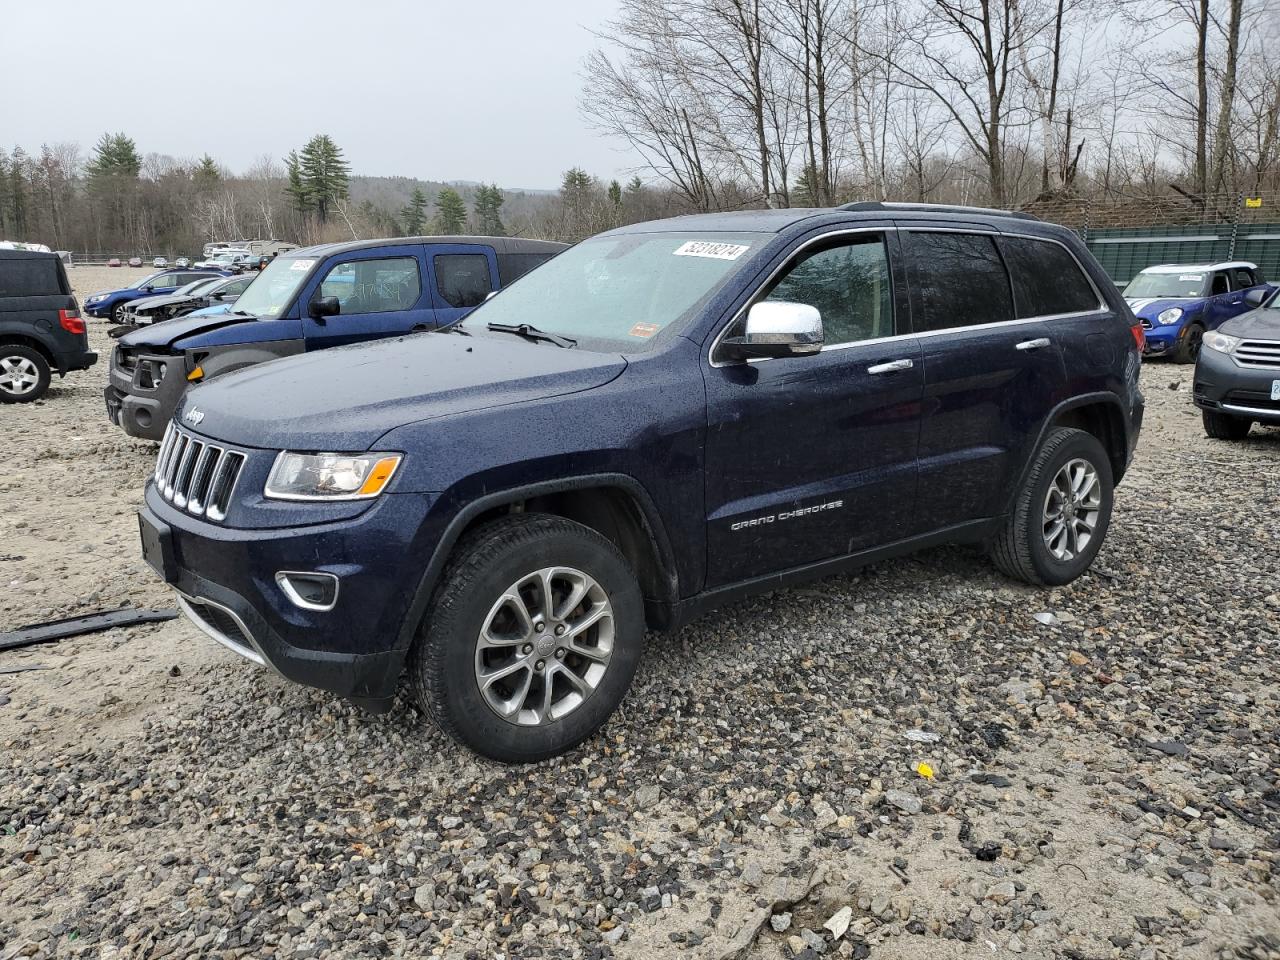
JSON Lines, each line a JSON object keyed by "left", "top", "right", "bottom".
{"left": 1234, "top": 340, "right": 1280, "bottom": 369}
{"left": 152, "top": 424, "right": 245, "bottom": 522}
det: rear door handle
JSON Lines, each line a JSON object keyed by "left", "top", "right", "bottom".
{"left": 867, "top": 358, "right": 914, "bottom": 375}
{"left": 1015, "top": 337, "right": 1051, "bottom": 351}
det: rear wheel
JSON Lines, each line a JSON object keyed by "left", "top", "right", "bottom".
{"left": 989, "top": 427, "right": 1114, "bottom": 586}
{"left": 1202, "top": 409, "right": 1252, "bottom": 440}
{"left": 409, "top": 514, "right": 644, "bottom": 762}
{"left": 1174, "top": 322, "right": 1204, "bottom": 363}
{"left": 0, "top": 345, "right": 51, "bottom": 403}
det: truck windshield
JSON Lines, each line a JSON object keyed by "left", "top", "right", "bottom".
{"left": 229, "top": 255, "right": 314, "bottom": 319}
{"left": 1124, "top": 272, "right": 1205, "bottom": 299}
{"left": 460, "top": 231, "right": 766, "bottom": 351}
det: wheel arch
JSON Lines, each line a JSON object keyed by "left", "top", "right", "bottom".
{"left": 395, "top": 474, "right": 679, "bottom": 655}
{"left": 0, "top": 333, "right": 56, "bottom": 367}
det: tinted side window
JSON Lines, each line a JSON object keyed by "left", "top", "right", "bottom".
{"left": 497, "top": 252, "right": 556, "bottom": 286}
{"left": 0, "top": 258, "right": 61, "bottom": 297}
{"left": 1231, "top": 267, "right": 1256, "bottom": 289}
{"left": 435, "top": 254, "right": 494, "bottom": 308}
{"left": 1001, "top": 236, "right": 1099, "bottom": 318}
{"left": 316, "top": 257, "right": 421, "bottom": 314}
{"left": 906, "top": 232, "right": 1013, "bottom": 332}
{"left": 760, "top": 235, "right": 893, "bottom": 346}
{"left": 1211, "top": 272, "right": 1230, "bottom": 295}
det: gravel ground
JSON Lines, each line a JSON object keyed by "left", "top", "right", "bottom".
{"left": 1, "top": 269, "right": 1277, "bottom": 959}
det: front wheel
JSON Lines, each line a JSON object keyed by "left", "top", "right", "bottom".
{"left": 1202, "top": 409, "right": 1252, "bottom": 440}
{"left": 409, "top": 514, "right": 644, "bottom": 762}
{"left": 989, "top": 427, "right": 1114, "bottom": 586}
{"left": 1174, "top": 322, "right": 1204, "bottom": 364}
{"left": 111, "top": 302, "right": 130, "bottom": 323}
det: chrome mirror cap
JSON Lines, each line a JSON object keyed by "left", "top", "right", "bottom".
{"left": 721, "top": 301, "right": 824, "bottom": 360}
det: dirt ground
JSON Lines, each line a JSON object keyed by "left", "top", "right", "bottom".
{"left": 0, "top": 266, "right": 1277, "bottom": 960}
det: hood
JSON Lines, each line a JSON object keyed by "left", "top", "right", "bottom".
{"left": 129, "top": 292, "right": 194, "bottom": 313}
{"left": 1220, "top": 306, "right": 1280, "bottom": 340}
{"left": 118, "top": 310, "right": 257, "bottom": 349}
{"left": 1123, "top": 296, "right": 1201, "bottom": 319}
{"left": 178, "top": 332, "right": 628, "bottom": 450}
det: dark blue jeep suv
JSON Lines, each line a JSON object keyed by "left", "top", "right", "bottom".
{"left": 137, "top": 203, "right": 1145, "bottom": 761}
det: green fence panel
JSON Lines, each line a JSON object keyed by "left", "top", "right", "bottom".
{"left": 1082, "top": 222, "right": 1280, "bottom": 284}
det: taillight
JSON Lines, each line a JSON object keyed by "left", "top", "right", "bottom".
{"left": 59, "top": 308, "right": 85, "bottom": 335}
{"left": 1130, "top": 322, "right": 1145, "bottom": 352}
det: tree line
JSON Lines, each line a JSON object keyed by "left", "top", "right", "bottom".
{"left": 582, "top": 0, "right": 1280, "bottom": 211}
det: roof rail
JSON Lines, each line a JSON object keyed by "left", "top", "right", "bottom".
{"left": 837, "top": 200, "right": 1041, "bottom": 222}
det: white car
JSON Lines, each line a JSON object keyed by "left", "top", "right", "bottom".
{"left": 153, "top": 256, "right": 168, "bottom": 268}
{"left": 174, "top": 257, "right": 190, "bottom": 268}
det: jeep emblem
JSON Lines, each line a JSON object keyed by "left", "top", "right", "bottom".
{"left": 184, "top": 408, "right": 204, "bottom": 425}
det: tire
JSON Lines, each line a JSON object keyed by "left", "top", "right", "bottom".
{"left": 1173, "top": 322, "right": 1204, "bottom": 364}
{"left": 409, "top": 513, "right": 644, "bottom": 762}
{"left": 1202, "top": 409, "right": 1252, "bottom": 440}
{"left": 0, "top": 345, "right": 52, "bottom": 403}
{"left": 111, "top": 302, "right": 130, "bottom": 323}
{"left": 989, "top": 427, "right": 1114, "bottom": 586}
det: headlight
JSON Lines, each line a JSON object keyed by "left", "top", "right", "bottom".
{"left": 1157, "top": 307, "right": 1183, "bottom": 325}
{"left": 87, "top": 294, "right": 105, "bottom": 304}
{"left": 264, "top": 451, "right": 402, "bottom": 501}
{"left": 1202, "top": 331, "right": 1240, "bottom": 354}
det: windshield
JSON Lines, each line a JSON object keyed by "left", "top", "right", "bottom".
{"left": 1124, "top": 271, "right": 1205, "bottom": 299}
{"left": 175, "top": 279, "right": 216, "bottom": 296}
{"left": 460, "top": 231, "right": 765, "bottom": 351}
{"left": 228, "top": 254, "right": 314, "bottom": 319}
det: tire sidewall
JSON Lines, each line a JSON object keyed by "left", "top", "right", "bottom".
{"left": 424, "top": 523, "right": 644, "bottom": 762}
{"left": 1024, "top": 432, "right": 1114, "bottom": 585}
{"left": 0, "top": 346, "right": 51, "bottom": 403}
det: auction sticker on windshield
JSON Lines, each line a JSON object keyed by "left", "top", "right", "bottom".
{"left": 290, "top": 259, "right": 317, "bottom": 271}
{"left": 674, "top": 241, "right": 750, "bottom": 261}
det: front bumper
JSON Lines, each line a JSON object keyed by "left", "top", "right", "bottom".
{"left": 1193, "top": 346, "right": 1280, "bottom": 421}
{"left": 139, "top": 485, "right": 442, "bottom": 704}
{"left": 106, "top": 346, "right": 187, "bottom": 441}
{"left": 1141, "top": 325, "right": 1182, "bottom": 357}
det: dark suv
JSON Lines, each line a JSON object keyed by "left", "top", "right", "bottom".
{"left": 136, "top": 203, "right": 1144, "bottom": 761}
{"left": 0, "top": 249, "right": 97, "bottom": 402}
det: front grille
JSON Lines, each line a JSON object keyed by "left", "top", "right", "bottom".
{"left": 1234, "top": 340, "right": 1280, "bottom": 369}
{"left": 1140, "top": 317, "right": 1152, "bottom": 329}
{"left": 154, "top": 423, "right": 245, "bottom": 521}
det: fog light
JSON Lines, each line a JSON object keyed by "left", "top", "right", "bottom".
{"left": 275, "top": 571, "right": 339, "bottom": 611}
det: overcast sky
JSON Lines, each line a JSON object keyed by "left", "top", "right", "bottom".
{"left": 6, "top": 0, "right": 636, "bottom": 189}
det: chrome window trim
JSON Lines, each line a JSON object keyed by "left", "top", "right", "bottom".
{"left": 707, "top": 225, "right": 1112, "bottom": 369}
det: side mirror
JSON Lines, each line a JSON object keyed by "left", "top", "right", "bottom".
{"left": 310, "top": 296, "right": 341, "bottom": 319}
{"left": 1244, "top": 287, "right": 1269, "bottom": 308}
{"left": 720, "top": 302, "right": 823, "bottom": 361}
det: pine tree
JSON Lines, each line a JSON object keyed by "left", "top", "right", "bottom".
{"left": 85, "top": 133, "right": 141, "bottom": 180}
{"left": 434, "top": 187, "right": 467, "bottom": 234}
{"left": 297, "top": 134, "right": 349, "bottom": 223}
{"left": 284, "top": 150, "right": 309, "bottom": 216}
{"left": 401, "top": 187, "right": 428, "bottom": 234}
{"left": 9, "top": 148, "right": 30, "bottom": 236}
{"left": 193, "top": 154, "right": 221, "bottom": 191}
{"left": 472, "top": 184, "right": 506, "bottom": 236}
{"left": 607, "top": 180, "right": 623, "bottom": 207}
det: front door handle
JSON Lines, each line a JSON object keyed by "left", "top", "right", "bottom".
{"left": 867, "top": 358, "right": 914, "bottom": 375}
{"left": 1015, "top": 337, "right": 1051, "bottom": 351}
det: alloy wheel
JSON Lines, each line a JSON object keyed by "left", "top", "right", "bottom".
{"left": 1042, "top": 457, "right": 1101, "bottom": 561}
{"left": 0, "top": 355, "right": 40, "bottom": 397}
{"left": 474, "top": 566, "right": 614, "bottom": 726}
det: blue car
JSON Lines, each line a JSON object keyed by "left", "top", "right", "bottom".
{"left": 1123, "top": 261, "right": 1272, "bottom": 363}
{"left": 83, "top": 268, "right": 231, "bottom": 323}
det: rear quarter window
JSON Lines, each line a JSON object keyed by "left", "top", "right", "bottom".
{"left": 0, "top": 258, "right": 63, "bottom": 298}
{"left": 497, "top": 252, "right": 557, "bottom": 286}
{"left": 1000, "top": 236, "right": 1100, "bottom": 318}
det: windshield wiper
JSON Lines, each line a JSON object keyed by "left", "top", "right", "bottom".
{"left": 486, "top": 322, "right": 577, "bottom": 348}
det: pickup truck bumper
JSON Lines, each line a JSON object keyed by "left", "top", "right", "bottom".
{"left": 105, "top": 345, "right": 185, "bottom": 441}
